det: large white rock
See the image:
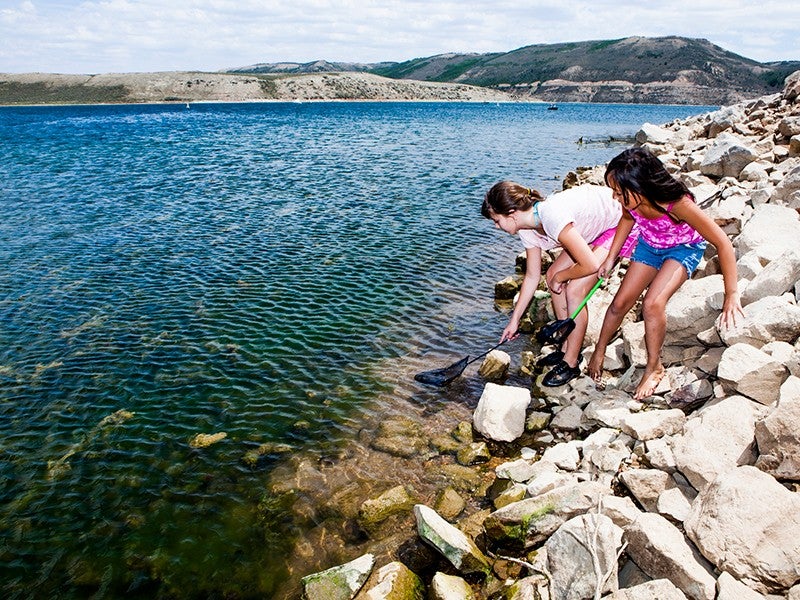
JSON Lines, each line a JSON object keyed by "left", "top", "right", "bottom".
{"left": 771, "top": 164, "right": 800, "bottom": 207}
{"left": 700, "top": 134, "right": 758, "bottom": 178}
{"left": 472, "top": 383, "right": 530, "bottom": 442}
{"left": 719, "top": 295, "right": 800, "bottom": 348}
{"left": 664, "top": 275, "right": 724, "bottom": 346}
{"left": 754, "top": 376, "right": 800, "bottom": 479}
{"left": 741, "top": 248, "right": 800, "bottom": 306}
{"left": 624, "top": 512, "right": 716, "bottom": 600}
{"left": 716, "top": 571, "right": 769, "bottom": 600}
{"left": 619, "top": 408, "right": 686, "bottom": 441}
{"left": 685, "top": 466, "right": 800, "bottom": 593}
{"left": 606, "top": 579, "right": 688, "bottom": 599}
{"left": 717, "top": 343, "right": 788, "bottom": 404}
{"left": 545, "top": 513, "right": 623, "bottom": 600}
{"left": 734, "top": 204, "right": 800, "bottom": 262}
{"left": 671, "top": 395, "right": 760, "bottom": 492}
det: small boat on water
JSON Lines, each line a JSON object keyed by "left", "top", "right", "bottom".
{"left": 547, "top": 103, "right": 558, "bottom": 110}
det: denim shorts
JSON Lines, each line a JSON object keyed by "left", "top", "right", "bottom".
{"left": 632, "top": 238, "right": 707, "bottom": 276}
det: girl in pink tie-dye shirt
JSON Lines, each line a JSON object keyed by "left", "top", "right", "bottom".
{"left": 588, "top": 148, "right": 743, "bottom": 400}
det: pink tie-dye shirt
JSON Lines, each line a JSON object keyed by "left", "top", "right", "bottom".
{"left": 629, "top": 200, "right": 705, "bottom": 249}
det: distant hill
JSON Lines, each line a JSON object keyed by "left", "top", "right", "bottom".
{"left": 233, "top": 36, "right": 800, "bottom": 104}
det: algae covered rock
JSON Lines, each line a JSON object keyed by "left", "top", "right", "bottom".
{"left": 301, "top": 553, "right": 375, "bottom": 600}
{"left": 413, "top": 504, "right": 491, "bottom": 577}
{"left": 357, "top": 485, "right": 416, "bottom": 531}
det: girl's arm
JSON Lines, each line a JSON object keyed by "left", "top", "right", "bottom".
{"left": 599, "top": 212, "right": 635, "bottom": 278}
{"left": 548, "top": 223, "right": 600, "bottom": 292}
{"left": 671, "top": 198, "right": 744, "bottom": 328}
{"left": 501, "top": 246, "right": 542, "bottom": 342}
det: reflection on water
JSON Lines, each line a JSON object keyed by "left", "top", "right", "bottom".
{"left": 0, "top": 101, "right": 714, "bottom": 597}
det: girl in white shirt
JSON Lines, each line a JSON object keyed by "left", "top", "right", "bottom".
{"left": 482, "top": 181, "right": 637, "bottom": 386}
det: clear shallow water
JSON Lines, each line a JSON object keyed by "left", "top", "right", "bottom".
{"left": 0, "top": 101, "right": 714, "bottom": 597}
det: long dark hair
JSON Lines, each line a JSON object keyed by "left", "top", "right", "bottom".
{"left": 605, "top": 148, "right": 692, "bottom": 217}
{"left": 481, "top": 181, "right": 543, "bottom": 218}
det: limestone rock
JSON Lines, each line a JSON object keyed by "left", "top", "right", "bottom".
{"left": 301, "top": 553, "right": 375, "bottom": 600}
{"left": 717, "top": 343, "right": 788, "bottom": 404}
{"left": 473, "top": 383, "right": 531, "bottom": 442}
{"left": 478, "top": 350, "right": 510, "bottom": 380}
{"left": 606, "top": 579, "right": 688, "bottom": 599}
{"left": 413, "top": 505, "right": 491, "bottom": 577}
{"left": 685, "top": 466, "right": 800, "bottom": 593}
{"left": 354, "top": 561, "right": 424, "bottom": 600}
{"left": 545, "top": 513, "right": 623, "bottom": 599}
{"left": 671, "top": 395, "right": 760, "bottom": 491}
{"left": 754, "top": 376, "right": 800, "bottom": 479}
{"left": 429, "top": 572, "right": 474, "bottom": 600}
{"left": 483, "top": 481, "right": 607, "bottom": 548}
{"left": 624, "top": 512, "right": 716, "bottom": 600}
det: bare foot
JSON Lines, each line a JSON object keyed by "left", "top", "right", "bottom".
{"left": 634, "top": 364, "right": 666, "bottom": 400}
{"left": 587, "top": 351, "right": 604, "bottom": 384}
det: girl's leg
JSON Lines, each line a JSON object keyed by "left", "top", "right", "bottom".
{"left": 546, "top": 251, "right": 573, "bottom": 323}
{"left": 587, "top": 261, "right": 658, "bottom": 381}
{"left": 560, "top": 245, "right": 611, "bottom": 368}
{"left": 634, "top": 259, "right": 688, "bottom": 400}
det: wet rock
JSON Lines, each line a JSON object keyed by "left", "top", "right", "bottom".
{"left": 301, "top": 553, "right": 374, "bottom": 600}
{"left": 188, "top": 432, "right": 227, "bottom": 448}
{"left": 413, "top": 505, "right": 491, "bottom": 577}
{"left": 433, "top": 487, "right": 465, "bottom": 521}
{"left": 370, "top": 417, "right": 429, "bottom": 458}
{"left": 354, "top": 561, "right": 424, "bottom": 600}
{"left": 456, "top": 442, "right": 490, "bottom": 466}
{"left": 429, "top": 572, "right": 475, "bottom": 600}
{"left": 357, "top": 485, "right": 416, "bottom": 532}
{"left": 494, "top": 276, "right": 521, "bottom": 300}
{"left": 524, "top": 410, "right": 550, "bottom": 432}
{"left": 478, "top": 350, "right": 510, "bottom": 381}
{"left": 483, "top": 481, "right": 607, "bottom": 548}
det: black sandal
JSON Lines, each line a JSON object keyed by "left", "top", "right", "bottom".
{"left": 542, "top": 357, "right": 582, "bottom": 387}
{"left": 535, "top": 349, "right": 564, "bottom": 369}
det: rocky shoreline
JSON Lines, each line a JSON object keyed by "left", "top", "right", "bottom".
{"left": 288, "top": 71, "right": 800, "bottom": 600}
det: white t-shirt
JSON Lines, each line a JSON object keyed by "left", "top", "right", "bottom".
{"left": 517, "top": 184, "right": 622, "bottom": 250}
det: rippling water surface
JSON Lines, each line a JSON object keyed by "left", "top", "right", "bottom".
{"left": 0, "top": 101, "right": 714, "bottom": 597}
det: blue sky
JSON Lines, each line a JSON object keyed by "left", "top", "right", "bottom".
{"left": 1, "top": 0, "right": 798, "bottom": 74}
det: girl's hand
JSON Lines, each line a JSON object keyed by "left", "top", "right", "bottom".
{"left": 597, "top": 257, "right": 615, "bottom": 280}
{"left": 500, "top": 319, "right": 520, "bottom": 343}
{"left": 546, "top": 270, "right": 565, "bottom": 294}
{"left": 719, "top": 292, "right": 744, "bottom": 330}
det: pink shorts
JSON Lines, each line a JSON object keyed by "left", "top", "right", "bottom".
{"left": 591, "top": 225, "right": 639, "bottom": 258}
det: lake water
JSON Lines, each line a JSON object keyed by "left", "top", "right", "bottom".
{"left": 0, "top": 100, "right": 715, "bottom": 598}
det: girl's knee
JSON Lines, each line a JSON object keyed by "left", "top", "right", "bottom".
{"left": 642, "top": 297, "right": 667, "bottom": 320}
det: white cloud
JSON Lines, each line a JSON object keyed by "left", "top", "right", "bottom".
{"left": 0, "top": 0, "right": 797, "bottom": 74}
